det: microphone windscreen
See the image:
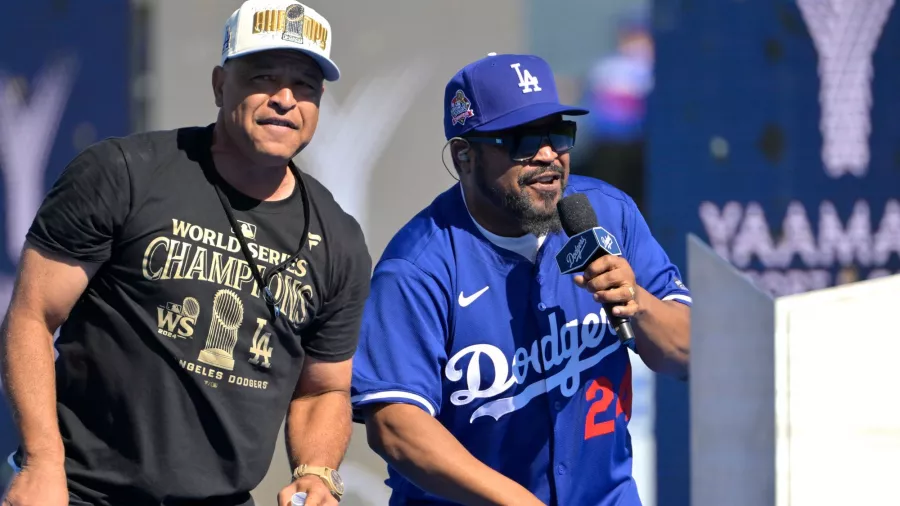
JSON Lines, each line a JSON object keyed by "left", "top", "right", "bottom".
{"left": 557, "top": 194, "right": 599, "bottom": 236}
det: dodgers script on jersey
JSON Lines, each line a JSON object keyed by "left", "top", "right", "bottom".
{"left": 351, "top": 175, "right": 691, "bottom": 506}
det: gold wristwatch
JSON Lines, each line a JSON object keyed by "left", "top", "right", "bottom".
{"left": 292, "top": 464, "right": 345, "bottom": 501}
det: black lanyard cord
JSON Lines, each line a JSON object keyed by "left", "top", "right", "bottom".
{"left": 212, "top": 163, "right": 311, "bottom": 320}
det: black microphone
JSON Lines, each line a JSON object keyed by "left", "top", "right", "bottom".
{"left": 555, "top": 193, "right": 636, "bottom": 348}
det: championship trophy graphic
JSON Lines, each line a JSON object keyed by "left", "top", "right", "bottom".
{"left": 197, "top": 289, "right": 244, "bottom": 371}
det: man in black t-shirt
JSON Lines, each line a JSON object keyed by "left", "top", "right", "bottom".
{"left": 0, "top": 2, "right": 370, "bottom": 505}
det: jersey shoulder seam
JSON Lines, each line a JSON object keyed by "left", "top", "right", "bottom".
{"left": 569, "top": 178, "right": 631, "bottom": 206}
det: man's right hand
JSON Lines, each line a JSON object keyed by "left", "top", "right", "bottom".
{"left": 2, "top": 460, "right": 69, "bottom": 506}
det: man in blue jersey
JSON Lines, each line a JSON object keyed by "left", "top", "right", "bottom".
{"left": 350, "top": 53, "right": 691, "bottom": 506}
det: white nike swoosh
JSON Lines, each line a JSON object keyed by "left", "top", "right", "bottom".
{"left": 458, "top": 286, "right": 490, "bottom": 307}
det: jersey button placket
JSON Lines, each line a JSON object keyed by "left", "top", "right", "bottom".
{"left": 533, "top": 261, "right": 566, "bottom": 501}
{"left": 554, "top": 462, "right": 569, "bottom": 506}
{"left": 532, "top": 274, "right": 549, "bottom": 314}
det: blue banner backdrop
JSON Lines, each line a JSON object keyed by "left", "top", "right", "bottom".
{"left": 0, "top": 1, "right": 131, "bottom": 460}
{"left": 648, "top": 1, "right": 900, "bottom": 505}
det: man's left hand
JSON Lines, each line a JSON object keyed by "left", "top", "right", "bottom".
{"left": 277, "top": 475, "right": 338, "bottom": 506}
{"left": 573, "top": 255, "right": 640, "bottom": 318}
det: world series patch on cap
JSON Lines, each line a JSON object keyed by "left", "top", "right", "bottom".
{"left": 221, "top": 0, "right": 340, "bottom": 81}
{"left": 443, "top": 53, "right": 588, "bottom": 139}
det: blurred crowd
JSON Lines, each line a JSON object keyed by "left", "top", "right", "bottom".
{"left": 570, "top": 7, "right": 653, "bottom": 212}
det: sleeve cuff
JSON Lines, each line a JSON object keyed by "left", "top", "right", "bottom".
{"left": 303, "top": 347, "right": 357, "bottom": 363}
{"left": 7, "top": 452, "right": 20, "bottom": 473}
{"left": 662, "top": 293, "right": 693, "bottom": 305}
{"left": 25, "top": 234, "right": 110, "bottom": 264}
{"left": 350, "top": 390, "right": 438, "bottom": 417}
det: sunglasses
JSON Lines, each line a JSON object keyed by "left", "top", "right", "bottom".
{"left": 464, "top": 120, "right": 577, "bottom": 162}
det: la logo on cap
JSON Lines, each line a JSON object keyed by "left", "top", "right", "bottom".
{"left": 510, "top": 63, "right": 542, "bottom": 94}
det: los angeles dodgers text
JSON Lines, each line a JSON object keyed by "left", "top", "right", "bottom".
{"left": 566, "top": 237, "right": 587, "bottom": 269}
{"left": 445, "top": 309, "right": 621, "bottom": 423}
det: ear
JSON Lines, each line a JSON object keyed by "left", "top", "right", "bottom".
{"left": 316, "top": 83, "right": 326, "bottom": 106}
{"left": 449, "top": 138, "right": 472, "bottom": 173}
{"left": 212, "top": 66, "right": 226, "bottom": 108}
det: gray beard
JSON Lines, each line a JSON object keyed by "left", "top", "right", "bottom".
{"left": 473, "top": 160, "right": 564, "bottom": 237}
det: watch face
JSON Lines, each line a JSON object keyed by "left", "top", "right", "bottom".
{"left": 331, "top": 469, "right": 344, "bottom": 494}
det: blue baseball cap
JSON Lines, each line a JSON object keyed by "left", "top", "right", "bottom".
{"left": 443, "top": 53, "right": 588, "bottom": 140}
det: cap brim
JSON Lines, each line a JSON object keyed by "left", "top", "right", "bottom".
{"left": 475, "top": 102, "right": 589, "bottom": 132}
{"left": 224, "top": 45, "right": 341, "bottom": 82}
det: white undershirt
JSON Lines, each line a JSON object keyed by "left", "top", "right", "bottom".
{"left": 460, "top": 185, "right": 546, "bottom": 263}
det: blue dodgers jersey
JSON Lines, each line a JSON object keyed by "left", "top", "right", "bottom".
{"left": 351, "top": 175, "right": 692, "bottom": 506}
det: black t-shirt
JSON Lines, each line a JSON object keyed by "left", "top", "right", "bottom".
{"left": 17, "top": 125, "right": 371, "bottom": 505}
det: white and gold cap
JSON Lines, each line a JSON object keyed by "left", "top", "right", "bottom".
{"left": 221, "top": 0, "right": 340, "bottom": 81}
